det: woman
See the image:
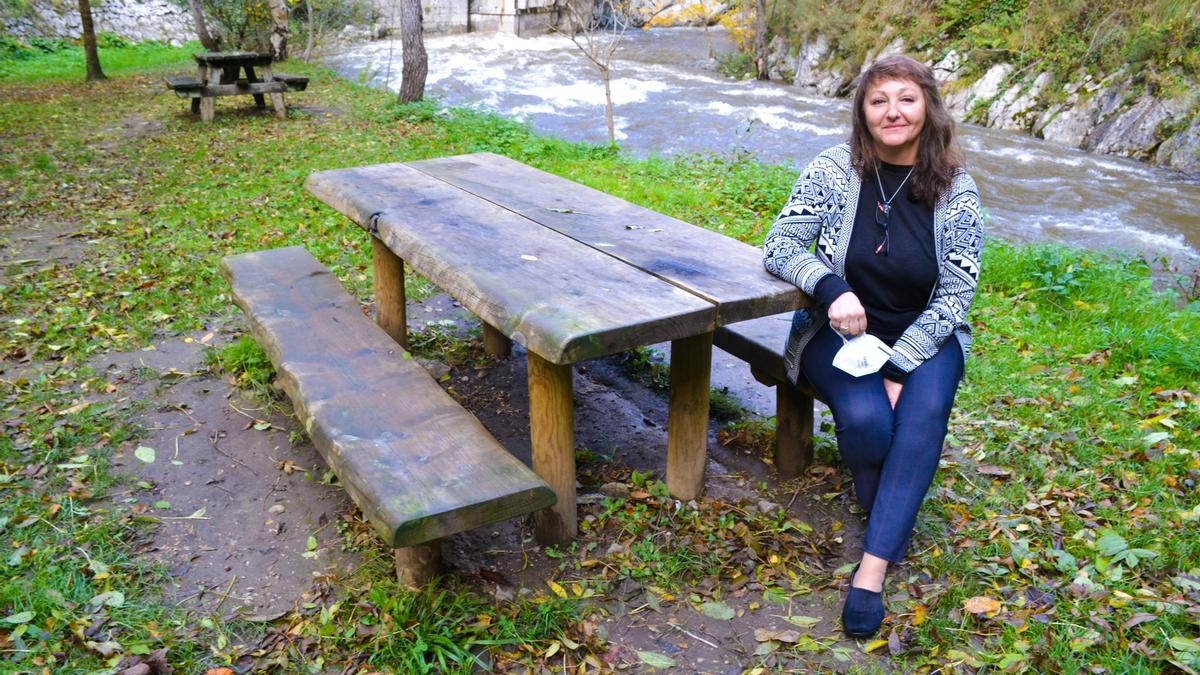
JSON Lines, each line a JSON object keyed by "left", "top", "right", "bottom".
{"left": 762, "top": 55, "right": 984, "bottom": 638}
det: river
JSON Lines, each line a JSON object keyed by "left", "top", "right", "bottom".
{"left": 323, "top": 27, "right": 1200, "bottom": 265}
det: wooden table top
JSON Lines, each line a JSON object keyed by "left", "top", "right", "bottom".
{"left": 193, "top": 51, "right": 272, "bottom": 66}
{"left": 306, "top": 153, "right": 805, "bottom": 365}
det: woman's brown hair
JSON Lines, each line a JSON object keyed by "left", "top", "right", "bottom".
{"left": 850, "top": 55, "right": 962, "bottom": 207}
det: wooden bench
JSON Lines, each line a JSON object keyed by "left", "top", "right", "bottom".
{"left": 220, "top": 246, "right": 555, "bottom": 585}
{"left": 713, "top": 312, "right": 824, "bottom": 478}
{"left": 165, "top": 73, "right": 308, "bottom": 117}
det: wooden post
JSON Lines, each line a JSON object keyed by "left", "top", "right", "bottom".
{"left": 482, "top": 322, "right": 511, "bottom": 358}
{"left": 245, "top": 64, "right": 267, "bottom": 108}
{"left": 394, "top": 540, "right": 441, "bottom": 587}
{"left": 774, "top": 385, "right": 813, "bottom": 478}
{"left": 666, "top": 331, "right": 713, "bottom": 500}
{"left": 259, "top": 64, "right": 287, "bottom": 118}
{"left": 200, "top": 95, "right": 215, "bottom": 123}
{"left": 528, "top": 351, "right": 575, "bottom": 545}
{"left": 372, "top": 236, "right": 407, "bottom": 349}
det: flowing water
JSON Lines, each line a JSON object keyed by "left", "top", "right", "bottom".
{"left": 324, "top": 27, "right": 1200, "bottom": 265}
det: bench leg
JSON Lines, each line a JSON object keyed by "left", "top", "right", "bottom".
{"left": 200, "top": 96, "right": 215, "bottom": 123}
{"left": 394, "top": 540, "right": 441, "bottom": 587}
{"left": 259, "top": 64, "right": 287, "bottom": 118}
{"left": 775, "top": 385, "right": 813, "bottom": 478}
{"left": 245, "top": 65, "right": 267, "bottom": 108}
{"left": 191, "top": 97, "right": 200, "bottom": 114}
{"left": 666, "top": 331, "right": 713, "bottom": 501}
{"left": 372, "top": 236, "right": 408, "bottom": 349}
{"left": 482, "top": 322, "right": 511, "bottom": 358}
{"left": 528, "top": 351, "right": 575, "bottom": 545}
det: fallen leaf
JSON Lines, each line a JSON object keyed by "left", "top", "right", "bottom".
{"left": 546, "top": 579, "right": 568, "bottom": 598}
{"left": 698, "top": 601, "right": 735, "bottom": 620}
{"left": 963, "top": 596, "right": 1002, "bottom": 614}
{"left": 637, "top": 651, "right": 676, "bottom": 668}
{"left": 754, "top": 628, "right": 801, "bottom": 643}
{"left": 1, "top": 611, "right": 33, "bottom": 624}
{"left": 134, "top": 446, "right": 156, "bottom": 463}
{"left": 785, "top": 615, "right": 821, "bottom": 628}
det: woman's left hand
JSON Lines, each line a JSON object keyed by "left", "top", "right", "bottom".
{"left": 883, "top": 378, "right": 903, "bottom": 409}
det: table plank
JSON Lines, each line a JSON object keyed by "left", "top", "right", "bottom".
{"left": 306, "top": 163, "right": 717, "bottom": 364}
{"left": 407, "top": 152, "right": 807, "bottom": 325}
{"left": 194, "top": 51, "right": 272, "bottom": 67}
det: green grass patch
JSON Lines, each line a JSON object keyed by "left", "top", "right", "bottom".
{"left": 0, "top": 37, "right": 200, "bottom": 82}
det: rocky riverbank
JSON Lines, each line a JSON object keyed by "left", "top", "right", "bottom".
{"left": 776, "top": 34, "right": 1200, "bottom": 177}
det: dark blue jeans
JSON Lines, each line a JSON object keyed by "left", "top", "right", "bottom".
{"left": 800, "top": 322, "right": 963, "bottom": 563}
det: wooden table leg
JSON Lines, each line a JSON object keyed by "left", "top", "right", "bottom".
{"left": 528, "top": 351, "right": 575, "bottom": 545}
{"left": 394, "top": 540, "right": 440, "bottom": 587}
{"left": 482, "top": 322, "right": 512, "bottom": 358}
{"left": 245, "top": 65, "right": 267, "bottom": 108}
{"left": 774, "top": 385, "right": 813, "bottom": 478}
{"left": 200, "top": 95, "right": 215, "bottom": 122}
{"left": 666, "top": 331, "right": 713, "bottom": 500}
{"left": 372, "top": 236, "right": 407, "bottom": 349}
{"left": 191, "top": 97, "right": 200, "bottom": 114}
{"left": 259, "top": 64, "right": 287, "bottom": 119}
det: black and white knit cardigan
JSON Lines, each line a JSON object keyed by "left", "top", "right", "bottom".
{"left": 762, "top": 143, "right": 984, "bottom": 386}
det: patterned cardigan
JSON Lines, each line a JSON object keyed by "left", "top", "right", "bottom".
{"left": 762, "top": 143, "right": 984, "bottom": 386}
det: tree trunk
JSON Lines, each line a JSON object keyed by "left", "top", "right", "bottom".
{"left": 77, "top": 0, "right": 105, "bottom": 81}
{"left": 601, "top": 64, "right": 614, "bottom": 144}
{"left": 267, "top": 0, "right": 290, "bottom": 61}
{"left": 753, "top": 0, "right": 768, "bottom": 80}
{"left": 187, "top": 0, "right": 220, "bottom": 51}
{"left": 301, "top": 0, "right": 315, "bottom": 62}
{"left": 398, "top": 0, "right": 427, "bottom": 103}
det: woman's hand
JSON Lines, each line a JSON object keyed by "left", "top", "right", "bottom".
{"left": 828, "top": 292, "right": 867, "bottom": 336}
{"left": 883, "top": 378, "right": 903, "bottom": 409}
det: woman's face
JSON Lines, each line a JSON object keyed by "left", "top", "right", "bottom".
{"left": 863, "top": 77, "right": 926, "bottom": 164}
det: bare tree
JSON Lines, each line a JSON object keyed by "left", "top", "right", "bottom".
{"left": 267, "top": 0, "right": 290, "bottom": 60}
{"left": 752, "top": 0, "right": 767, "bottom": 80}
{"left": 301, "top": 0, "right": 315, "bottom": 61}
{"left": 559, "top": 0, "right": 629, "bottom": 144}
{"left": 77, "top": 0, "right": 105, "bottom": 81}
{"left": 187, "top": 0, "right": 221, "bottom": 51}
{"left": 398, "top": 0, "right": 427, "bottom": 102}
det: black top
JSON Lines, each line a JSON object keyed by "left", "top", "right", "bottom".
{"left": 811, "top": 161, "right": 938, "bottom": 382}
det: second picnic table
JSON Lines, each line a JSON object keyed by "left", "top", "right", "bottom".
{"left": 306, "top": 153, "right": 807, "bottom": 544}
{"left": 165, "top": 52, "right": 308, "bottom": 122}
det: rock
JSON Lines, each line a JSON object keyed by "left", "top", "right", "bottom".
{"left": 767, "top": 35, "right": 792, "bottom": 81}
{"left": 1038, "top": 88, "right": 1105, "bottom": 149}
{"left": 988, "top": 71, "right": 1052, "bottom": 130}
{"left": 605, "top": 541, "right": 626, "bottom": 556}
{"left": 1155, "top": 116, "right": 1200, "bottom": 177}
{"left": 415, "top": 357, "right": 451, "bottom": 380}
{"left": 3, "top": 0, "right": 193, "bottom": 44}
{"left": 793, "top": 34, "right": 831, "bottom": 90}
{"left": 1085, "top": 96, "right": 1176, "bottom": 160}
{"left": 757, "top": 499, "right": 780, "bottom": 514}
{"left": 860, "top": 37, "right": 905, "bottom": 74}
{"left": 599, "top": 482, "right": 631, "bottom": 499}
{"left": 933, "top": 49, "right": 964, "bottom": 84}
{"left": 945, "top": 63, "right": 1013, "bottom": 120}
{"left": 268, "top": 504, "right": 285, "bottom": 515}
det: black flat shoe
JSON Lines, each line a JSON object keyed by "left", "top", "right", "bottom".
{"left": 842, "top": 567, "right": 885, "bottom": 638}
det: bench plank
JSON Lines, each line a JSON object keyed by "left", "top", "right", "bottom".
{"left": 220, "top": 246, "right": 556, "bottom": 547}
{"left": 407, "top": 153, "right": 806, "bottom": 325}
{"left": 273, "top": 73, "right": 309, "bottom": 91}
{"left": 305, "top": 164, "right": 718, "bottom": 365}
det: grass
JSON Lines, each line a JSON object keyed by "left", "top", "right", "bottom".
{"left": 0, "top": 40, "right": 1198, "bottom": 672}
{"left": 0, "top": 37, "right": 200, "bottom": 82}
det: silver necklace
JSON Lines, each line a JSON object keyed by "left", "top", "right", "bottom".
{"left": 875, "top": 162, "right": 915, "bottom": 209}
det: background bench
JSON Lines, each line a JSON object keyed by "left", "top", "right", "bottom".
{"left": 220, "top": 246, "right": 555, "bottom": 585}
{"left": 714, "top": 313, "right": 823, "bottom": 477}
{"left": 164, "top": 73, "right": 309, "bottom": 118}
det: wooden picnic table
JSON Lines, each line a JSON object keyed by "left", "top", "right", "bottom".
{"left": 189, "top": 51, "right": 287, "bottom": 122}
{"left": 305, "top": 152, "right": 808, "bottom": 544}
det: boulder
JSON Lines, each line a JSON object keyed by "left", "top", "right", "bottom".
{"left": 945, "top": 62, "right": 1012, "bottom": 120}
{"left": 1155, "top": 117, "right": 1200, "bottom": 177}
{"left": 793, "top": 34, "right": 831, "bottom": 90}
{"left": 988, "top": 71, "right": 1052, "bottom": 130}
{"left": 859, "top": 37, "right": 905, "bottom": 74}
{"left": 1085, "top": 96, "right": 1175, "bottom": 160}
{"left": 932, "top": 49, "right": 964, "bottom": 85}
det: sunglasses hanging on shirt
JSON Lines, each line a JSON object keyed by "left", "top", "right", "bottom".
{"left": 873, "top": 163, "right": 915, "bottom": 256}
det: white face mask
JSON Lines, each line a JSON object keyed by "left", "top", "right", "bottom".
{"left": 832, "top": 333, "right": 895, "bottom": 377}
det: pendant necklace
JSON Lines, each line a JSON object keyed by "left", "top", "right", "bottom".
{"left": 874, "top": 162, "right": 915, "bottom": 255}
